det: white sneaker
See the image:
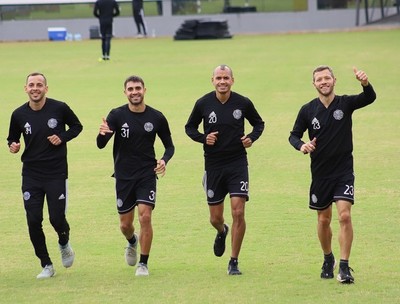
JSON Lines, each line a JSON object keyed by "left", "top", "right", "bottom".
{"left": 59, "top": 242, "right": 75, "bottom": 268}
{"left": 135, "top": 263, "right": 149, "bottom": 276}
{"left": 125, "top": 233, "right": 138, "bottom": 266}
{"left": 36, "top": 264, "right": 55, "bottom": 279}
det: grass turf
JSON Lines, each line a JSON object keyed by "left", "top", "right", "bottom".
{"left": 0, "top": 29, "right": 399, "bottom": 303}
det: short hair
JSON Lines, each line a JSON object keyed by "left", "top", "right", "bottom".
{"left": 26, "top": 72, "right": 47, "bottom": 85}
{"left": 312, "top": 65, "right": 334, "bottom": 82}
{"left": 213, "top": 64, "right": 233, "bottom": 77}
{"left": 124, "top": 75, "right": 145, "bottom": 89}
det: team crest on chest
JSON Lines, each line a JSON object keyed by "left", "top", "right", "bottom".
{"left": 144, "top": 122, "right": 154, "bottom": 132}
{"left": 48, "top": 118, "right": 58, "bottom": 129}
{"left": 333, "top": 109, "right": 344, "bottom": 120}
{"left": 233, "top": 109, "right": 242, "bottom": 120}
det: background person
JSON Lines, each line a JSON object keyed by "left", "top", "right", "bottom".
{"left": 288, "top": 66, "right": 376, "bottom": 284}
{"left": 7, "top": 72, "right": 83, "bottom": 279}
{"left": 185, "top": 64, "right": 265, "bottom": 275}
{"left": 97, "top": 75, "right": 174, "bottom": 276}
{"left": 93, "top": 0, "right": 120, "bottom": 61}
{"left": 132, "top": 0, "right": 148, "bottom": 38}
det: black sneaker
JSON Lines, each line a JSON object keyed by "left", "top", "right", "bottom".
{"left": 213, "top": 224, "right": 229, "bottom": 257}
{"left": 337, "top": 266, "right": 355, "bottom": 284}
{"left": 321, "top": 258, "right": 336, "bottom": 279}
{"left": 227, "top": 260, "right": 242, "bottom": 275}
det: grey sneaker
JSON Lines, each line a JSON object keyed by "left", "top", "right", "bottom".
{"left": 214, "top": 224, "right": 229, "bottom": 257}
{"left": 135, "top": 262, "right": 149, "bottom": 276}
{"left": 36, "top": 264, "right": 55, "bottom": 279}
{"left": 59, "top": 242, "right": 75, "bottom": 268}
{"left": 125, "top": 233, "right": 138, "bottom": 266}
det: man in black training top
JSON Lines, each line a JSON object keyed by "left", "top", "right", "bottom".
{"left": 185, "top": 64, "right": 265, "bottom": 275}
{"left": 97, "top": 75, "right": 174, "bottom": 276}
{"left": 289, "top": 66, "right": 376, "bottom": 284}
{"left": 93, "top": 0, "right": 120, "bottom": 61}
{"left": 7, "top": 72, "right": 83, "bottom": 279}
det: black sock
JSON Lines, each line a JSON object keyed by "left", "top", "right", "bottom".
{"left": 340, "top": 259, "right": 349, "bottom": 269}
{"left": 324, "top": 252, "right": 334, "bottom": 262}
{"left": 127, "top": 234, "right": 137, "bottom": 246}
{"left": 139, "top": 254, "right": 149, "bottom": 265}
{"left": 230, "top": 257, "right": 238, "bottom": 265}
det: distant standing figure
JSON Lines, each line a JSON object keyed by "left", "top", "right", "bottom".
{"left": 93, "top": 0, "right": 120, "bottom": 61}
{"left": 289, "top": 66, "right": 376, "bottom": 284}
{"left": 132, "top": 0, "right": 148, "bottom": 38}
{"left": 7, "top": 72, "right": 83, "bottom": 279}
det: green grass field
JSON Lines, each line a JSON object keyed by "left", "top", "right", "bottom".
{"left": 0, "top": 28, "right": 399, "bottom": 303}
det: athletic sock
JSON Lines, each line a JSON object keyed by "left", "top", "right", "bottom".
{"left": 128, "top": 234, "right": 137, "bottom": 246}
{"left": 324, "top": 252, "right": 334, "bottom": 262}
{"left": 139, "top": 254, "right": 149, "bottom": 265}
{"left": 339, "top": 259, "right": 349, "bottom": 269}
{"left": 230, "top": 257, "right": 238, "bottom": 265}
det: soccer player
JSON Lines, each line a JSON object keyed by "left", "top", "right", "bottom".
{"left": 185, "top": 65, "right": 265, "bottom": 275}
{"left": 93, "top": 0, "right": 120, "bottom": 61}
{"left": 97, "top": 75, "right": 174, "bottom": 276}
{"left": 7, "top": 72, "right": 83, "bottom": 279}
{"left": 289, "top": 66, "right": 376, "bottom": 284}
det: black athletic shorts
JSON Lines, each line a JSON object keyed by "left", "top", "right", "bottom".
{"left": 309, "top": 172, "right": 355, "bottom": 210}
{"left": 203, "top": 165, "right": 249, "bottom": 205}
{"left": 115, "top": 175, "right": 156, "bottom": 214}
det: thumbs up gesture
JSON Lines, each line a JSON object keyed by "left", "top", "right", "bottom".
{"left": 353, "top": 67, "right": 369, "bottom": 86}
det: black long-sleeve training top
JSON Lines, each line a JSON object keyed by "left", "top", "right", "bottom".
{"left": 97, "top": 104, "right": 174, "bottom": 180}
{"left": 7, "top": 98, "right": 83, "bottom": 179}
{"left": 185, "top": 91, "right": 265, "bottom": 170}
{"left": 289, "top": 84, "right": 376, "bottom": 179}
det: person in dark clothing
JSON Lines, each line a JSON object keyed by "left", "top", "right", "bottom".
{"left": 7, "top": 72, "right": 83, "bottom": 279}
{"left": 289, "top": 66, "right": 376, "bottom": 284}
{"left": 93, "top": 0, "right": 120, "bottom": 60}
{"left": 97, "top": 75, "right": 174, "bottom": 276}
{"left": 132, "top": 0, "right": 147, "bottom": 37}
{"left": 185, "top": 65, "right": 265, "bottom": 275}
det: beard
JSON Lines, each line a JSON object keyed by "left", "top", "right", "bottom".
{"left": 29, "top": 92, "right": 45, "bottom": 103}
{"left": 128, "top": 96, "right": 144, "bottom": 106}
{"left": 316, "top": 86, "right": 333, "bottom": 97}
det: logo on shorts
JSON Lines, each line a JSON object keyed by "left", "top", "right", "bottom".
{"left": 333, "top": 109, "right": 344, "bottom": 120}
{"left": 144, "top": 122, "right": 153, "bottom": 132}
{"left": 233, "top": 109, "right": 242, "bottom": 120}
{"left": 23, "top": 191, "right": 31, "bottom": 201}
{"left": 116, "top": 198, "right": 123, "bottom": 208}
{"left": 311, "top": 194, "right": 318, "bottom": 204}
{"left": 48, "top": 118, "right": 58, "bottom": 129}
{"left": 207, "top": 189, "right": 214, "bottom": 198}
